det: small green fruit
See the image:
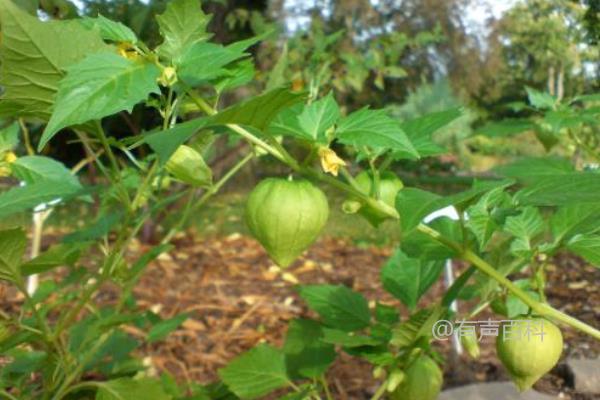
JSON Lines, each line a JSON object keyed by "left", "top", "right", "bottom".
{"left": 461, "top": 334, "right": 481, "bottom": 359}
{"left": 166, "top": 145, "right": 212, "bottom": 187}
{"left": 496, "top": 316, "right": 563, "bottom": 391}
{"left": 389, "top": 355, "right": 443, "bottom": 400}
{"left": 246, "top": 178, "right": 329, "bottom": 267}
{"left": 343, "top": 171, "right": 403, "bottom": 226}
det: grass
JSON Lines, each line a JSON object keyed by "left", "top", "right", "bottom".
{"left": 1, "top": 186, "right": 400, "bottom": 247}
{"left": 191, "top": 187, "right": 401, "bottom": 247}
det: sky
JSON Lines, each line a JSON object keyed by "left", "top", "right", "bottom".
{"left": 284, "top": 0, "right": 520, "bottom": 34}
{"left": 70, "top": 0, "right": 519, "bottom": 36}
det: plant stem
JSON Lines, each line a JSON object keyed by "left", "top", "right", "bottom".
{"left": 417, "top": 223, "right": 600, "bottom": 340}
{"left": 18, "top": 118, "right": 34, "bottom": 156}
{"left": 319, "top": 375, "right": 333, "bottom": 400}
{"left": 0, "top": 390, "right": 18, "bottom": 400}
{"left": 182, "top": 87, "right": 398, "bottom": 220}
{"left": 94, "top": 121, "right": 120, "bottom": 177}
{"left": 370, "top": 379, "right": 388, "bottom": 400}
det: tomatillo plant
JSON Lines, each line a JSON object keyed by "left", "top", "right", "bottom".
{"left": 0, "top": 0, "right": 598, "bottom": 399}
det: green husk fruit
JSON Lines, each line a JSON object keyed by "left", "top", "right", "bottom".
{"left": 246, "top": 178, "right": 329, "bottom": 267}
{"left": 496, "top": 316, "right": 563, "bottom": 391}
{"left": 389, "top": 355, "right": 443, "bottom": 400}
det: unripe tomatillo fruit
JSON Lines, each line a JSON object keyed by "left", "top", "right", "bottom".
{"left": 389, "top": 355, "right": 443, "bottom": 400}
{"left": 246, "top": 178, "right": 329, "bottom": 268}
{"left": 165, "top": 145, "right": 212, "bottom": 187}
{"left": 342, "top": 171, "right": 403, "bottom": 227}
{"left": 461, "top": 333, "right": 481, "bottom": 359}
{"left": 496, "top": 316, "right": 563, "bottom": 391}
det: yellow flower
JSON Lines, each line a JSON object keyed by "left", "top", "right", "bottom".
{"left": 158, "top": 67, "right": 178, "bottom": 87}
{"left": 4, "top": 152, "right": 17, "bottom": 163}
{"left": 117, "top": 42, "right": 139, "bottom": 60}
{"left": 318, "top": 146, "right": 346, "bottom": 176}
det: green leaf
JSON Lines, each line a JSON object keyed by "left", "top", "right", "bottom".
{"left": 391, "top": 307, "right": 443, "bottom": 347}
{"left": 395, "top": 188, "right": 442, "bottom": 233}
{"left": 96, "top": 377, "right": 170, "bottom": 400}
{"left": 504, "top": 207, "right": 544, "bottom": 257}
{"left": 476, "top": 119, "right": 536, "bottom": 138}
{"left": 381, "top": 249, "right": 444, "bottom": 310}
{"left": 182, "top": 35, "right": 264, "bottom": 85}
{"left": 147, "top": 313, "right": 189, "bottom": 343}
{"left": 269, "top": 92, "right": 340, "bottom": 143}
{"left": 401, "top": 217, "right": 462, "bottom": 260}
{"left": 0, "top": 0, "right": 109, "bottom": 119}
{"left": 573, "top": 93, "right": 600, "bottom": 103}
{"left": 494, "top": 157, "right": 574, "bottom": 185}
{"left": 214, "top": 58, "right": 256, "bottom": 93}
{"left": 177, "top": 41, "right": 252, "bottom": 86}
{"left": 396, "top": 179, "right": 512, "bottom": 234}
{"left": 526, "top": 86, "right": 556, "bottom": 109}
{"left": 297, "top": 285, "right": 370, "bottom": 331}
{"left": 1, "top": 349, "right": 47, "bottom": 377}
{"left": 21, "top": 243, "right": 82, "bottom": 276}
{"left": 128, "top": 244, "right": 173, "bottom": 281}
{"left": 567, "top": 235, "right": 600, "bottom": 267}
{"left": 0, "top": 180, "right": 81, "bottom": 219}
{"left": 516, "top": 173, "right": 600, "bottom": 206}
{"left": 0, "top": 122, "right": 19, "bottom": 153}
{"left": 63, "top": 211, "right": 123, "bottom": 243}
{"left": 212, "top": 87, "right": 305, "bottom": 131}
{"left": 544, "top": 109, "right": 588, "bottom": 132}
{"left": 219, "top": 344, "right": 290, "bottom": 399}
{"left": 0, "top": 228, "right": 26, "bottom": 282}
{"left": 283, "top": 319, "right": 335, "bottom": 378}
{"left": 399, "top": 108, "right": 462, "bottom": 157}
{"left": 505, "top": 280, "right": 540, "bottom": 318}
{"left": 143, "top": 117, "right": 210, "bottom": 164}
{"left": 465, "top": 186, "right": 507, "bottom": 250}
{"left": 156, "top": 0, "right": 212, "bottom": 60}
{"left": 10, "top": 156, "right": 81, "bottom": 188}
{"left": 266, "top": 42, "right": 288, "bottom": 90}
{"left": 374, "top": 303, "right": 399, "bottom": 325}
{"left": 504, "top": 207, "right": 544, "bottom": 241}
{"left": 551, "top": 205, "right": 600, "bottom": 244}
{"left": 320, "top": 328, "right": 381, "bottom": 348}
{"left": 40, "top": 53, "right": 160, "bottom": 150}
{"left": 80, "top": 15, "right": 138, "bottom": 43}
{"left": 336, "top": 108, "right": 418, "bottom": 158}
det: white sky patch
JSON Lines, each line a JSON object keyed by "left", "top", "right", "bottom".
{"left": 463, "top": 0, "right": 519, "bottom": 37}
{"left": 283, "top": 0, "right": 518, "bottom": 37}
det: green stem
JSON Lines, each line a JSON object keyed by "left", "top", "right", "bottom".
{"left": 0, "top": 390, "right": 18, "bottom": 400}
{"left": 18, "top": 118, "right": 34, "bottom": 156}
{"left": 319, "top": 375, "right": 333, "bottom": 400}
{"left": 182, "top": 87, "right": 398, "bottom": 220}
{"left": 370, "top": 379, "right": 388, "bottom": 400}
{"left": 52, "top": 333, "right": 111, "bottom": 400}
{"left": 94, "top": 121, "right": 120, "bottom": 177}
{"left": 417, "top": 223, "right": 600, "bottom": 340}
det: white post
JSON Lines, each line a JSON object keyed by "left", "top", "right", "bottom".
{"left": 424, "top": 205, "right": 463, "bottom": 355}
{"left": 26, "top": 205, "right": 46, "bottom": 295}
{"left": 21, "top": 181, "right": 62, "bottom": 295}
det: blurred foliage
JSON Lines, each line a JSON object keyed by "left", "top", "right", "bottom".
{"left": 473, "top": 0, "right": 598, "bottom": 113}
{"left": 5, "top": 0, "right": 598, "bottom": 174}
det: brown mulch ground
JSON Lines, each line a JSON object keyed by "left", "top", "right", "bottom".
{"left": 129, "top": 233, "right": 600, "bottom": 399}
{"left": 1, "top": 233, "right": 599, "bottom": 399}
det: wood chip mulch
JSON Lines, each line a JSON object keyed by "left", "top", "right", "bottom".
{"left": 1, "top": 232, "right": 599, "bottom": 399}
